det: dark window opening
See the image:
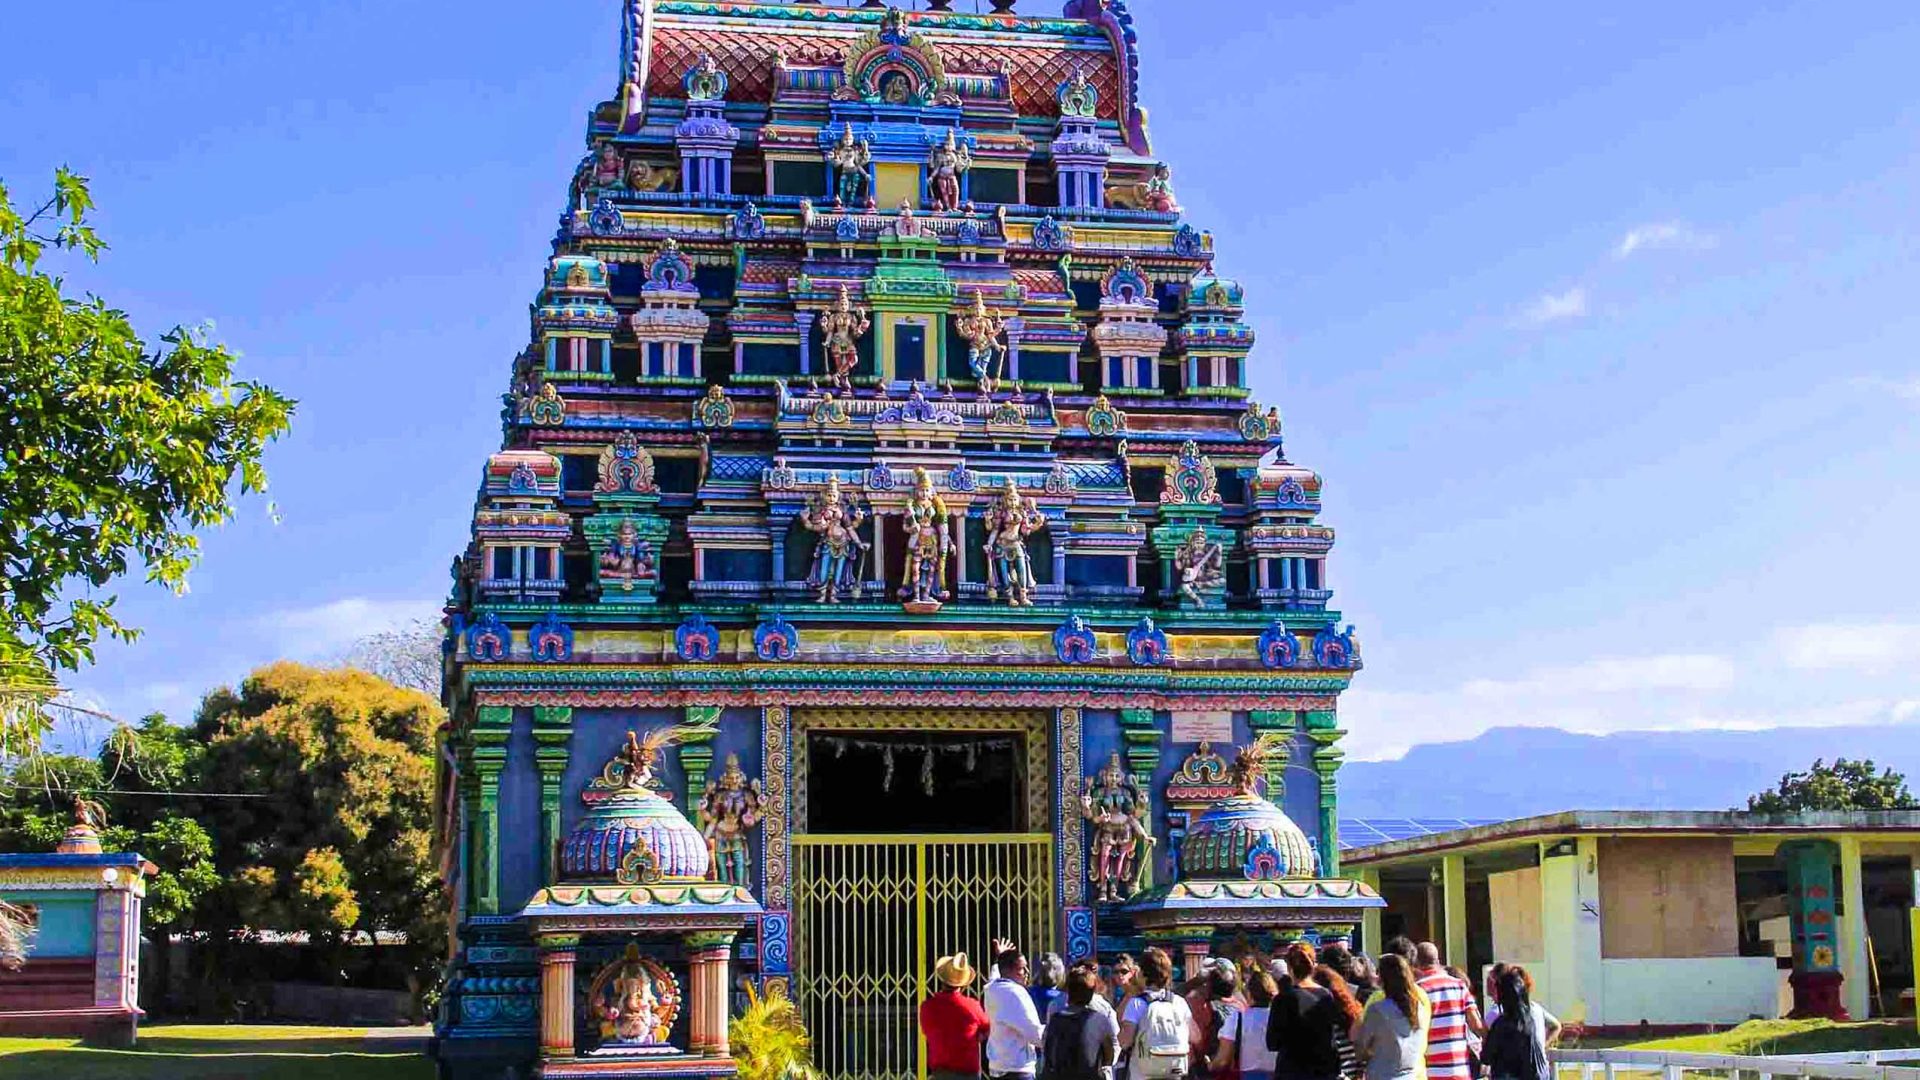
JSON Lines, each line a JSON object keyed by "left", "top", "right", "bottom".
{"left": 894, "top": 322, "right": 927, "bottom": 383}
{"left": 1129, "top": 467, "right": 1164, "bottom": 503}
{"left": 660, "top": 554, "right": 693, "bottom": 603}
{"left": 1025, "top": 172, "right": 1058, "bottom": 208}
{"left": 806, "top": 731, "right": 1025, "bottom": 833}
{"left": 655, "top": 457, "right": 701, "bottom": 494}
{"left": 1019, "top": 350, "right": 1073, "bottom": 384}
{"left": 741, "top": 342, "right": 800, "bottom": 376}
{"left": 733, "top": 160, "right": 766, "bottom": 197}
{"left": 1217, "top": 471, "right": 1247, "bottom": 507}
{"left": 694, "top": 266, "right": 735, "bottom": 302}
{"left": 771, "top": 161, "right": 827, "bottom": 199}
{"left": 1067, "top": 555, "right": 1130, "bottom": 588}
{"left": 612, "top": 344, "right": 641, "bottom": 382}
{"left": 703, "top": 549, "right": 771, "bottom": 582}
{"left": 969, "top": 168, "right": 1020, "bottom": 206}
{"left": 561, "top": 454, "right": 597, "bottom": 493}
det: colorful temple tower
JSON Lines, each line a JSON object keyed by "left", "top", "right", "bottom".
{"left": 437, "top": 3, "right": 1377, "bottom": 1078}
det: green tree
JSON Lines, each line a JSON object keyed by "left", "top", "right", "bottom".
{"left": 192, "top": 662, "right": 445, "bottom": 1001}
{"left": 0, "top": 168, "right": 294, "bottom": 750}
{"left": 1746, "top": 757, "right": 1918, "bottom": 814}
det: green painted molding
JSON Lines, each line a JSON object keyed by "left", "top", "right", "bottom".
{"left": 532, "top": 705, "right": 574, "bottom": 727}
{"left": 476, "top": 705, "right": 514, "bottom": 729}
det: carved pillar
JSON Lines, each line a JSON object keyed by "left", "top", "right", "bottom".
{"left": 1246, "top": 709, "right": 1292, "bottom": 800}
{"left": 1117, "top": 708, "right": 1158, "bottom": 790}
{"left": 682, "top": 705, "right": 722, "bottom": 807}
{"left": 470, "top": 711, "right": 512, "bottom": 914}
{"left": 795, "top": 312, "right": 816, "bottom": 375}
{"left": 685, "top": 930, "right": 737, "bottom": 1056}
{"left": 1047, "top": 518, "right": 1068, "bottom": 588}
{"left": 1056, "top": 707, "right": 1085, "bottom": 908}
{"left": 533, "top": 707, "right": 572, "bottom": 886}
{"left": 1307, "top": 721, "right": 1345, "bottom": 877}
{"left": 537, "top": 933, "right": 581, "bottom": 1058}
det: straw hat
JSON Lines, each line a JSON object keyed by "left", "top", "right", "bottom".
{"left": 934, "top": 952, "right": 976, "bottom": 988}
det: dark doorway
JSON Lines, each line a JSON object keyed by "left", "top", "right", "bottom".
{"left": 806, "top": 731, "right": 1024, "bottom": 833}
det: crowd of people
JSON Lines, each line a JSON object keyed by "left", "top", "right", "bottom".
{"left": 919, "top": 935, "right": 1564, "bottom": 1080}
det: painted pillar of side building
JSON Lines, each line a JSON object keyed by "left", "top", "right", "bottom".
{"left": 1835, "top": 834, "right": 1870, "bottom": 1022}
{"left": 1537, "top": 836, "right": 1603, "bottom": 1026}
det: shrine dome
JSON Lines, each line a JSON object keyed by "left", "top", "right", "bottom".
{"left": 1180, "top": 790, "right": 1318, "bottom": 882}
{"left": 559, "top": 735, "right": 710, "bottom": 884}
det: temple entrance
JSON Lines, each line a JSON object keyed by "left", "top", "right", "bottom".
{"left": 790, "top": 712, "right": 1056, "bottom": 1080}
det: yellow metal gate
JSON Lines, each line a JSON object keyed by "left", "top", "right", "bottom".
{"left": 792, "top": 834, "right": 1056, "bottom": 1080}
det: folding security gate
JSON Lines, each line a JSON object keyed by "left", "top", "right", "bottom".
{"left": 791, "top": 834, "right": 1056, "bottom": 1080}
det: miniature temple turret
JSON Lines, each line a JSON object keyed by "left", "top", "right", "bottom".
{"left": 441, "top": 5, "right": 1369, "bottom": 1076}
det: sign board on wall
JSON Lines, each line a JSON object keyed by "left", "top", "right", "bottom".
{"left": 1169, "top": 712, "right": 1234, "bottom": 744}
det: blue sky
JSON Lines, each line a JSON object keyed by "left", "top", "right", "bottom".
{"left": 5, "top": 1, "right": 1917, "bottom": 759}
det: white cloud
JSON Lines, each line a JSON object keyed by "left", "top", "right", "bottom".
{"left": 262, "top": 597, "right": 434, "bottom": 659}
{"left": 1850, "top": 374, "right": 1920, "bottom": 403}
{"left": 1460, "top": 653, "right": 1738, "bottom": 698}
{"left": 1776, "top": 622, "right": 1920, "bottom": 675}
{"left": 1519, "top": 286, "right": 1588, "bottom": 325}
{"left": 1614, "top": 221, "right": 1714, "bottom": 259}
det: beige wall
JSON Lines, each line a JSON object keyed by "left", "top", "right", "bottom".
{"left": 1598, "top": 836, "right": 1738, "bottom": 959}
{"left": 1489, "top": 865, "right": 1543, "bottom": 962}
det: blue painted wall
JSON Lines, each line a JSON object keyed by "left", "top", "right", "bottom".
{"left": 0, "top": 891, "right": 94, "bottom": 958}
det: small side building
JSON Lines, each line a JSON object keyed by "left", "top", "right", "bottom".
{"left": 1343, "top": 810, "right": 1920, "bottom": 1031}
{"left": 0, "top": 801, "right": 154, "bottom": 1046}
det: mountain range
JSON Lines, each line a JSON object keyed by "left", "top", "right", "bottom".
{"left": 1338, "top": 721, "right": 1920, "bottom": 819}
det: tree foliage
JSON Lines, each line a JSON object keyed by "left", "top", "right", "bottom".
{"left": 341, "top": 616, "right": 445, "bottom": 700}
{"left": 1746, "top": 757, "right": 1918, "bottom": 815}
{"left": 0, "top": 168, "right": 294, "bottom": 750}
{"left": 192, "top": 663, "right": 444, "bottom": 978}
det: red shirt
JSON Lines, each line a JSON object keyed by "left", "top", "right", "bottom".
{"left": 920, "top": 988, "right": 990, "bottom": 1074}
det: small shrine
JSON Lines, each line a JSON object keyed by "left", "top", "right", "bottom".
{"left": 1127, "top": 739, "right": 1383, "bottom": 978}
{"left": 515, "top": 731, "right": 761, "bottom": 1077}
{"left": 0, "top": 799, "right": 154, "bottom": 1045}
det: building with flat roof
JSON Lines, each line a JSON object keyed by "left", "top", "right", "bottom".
{"left": 1343, "top": 810, "right": 1920, "bottom": 1030}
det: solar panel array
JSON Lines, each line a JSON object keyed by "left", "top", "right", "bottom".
{"left": 1336, "top": 818, "right": 1494, "bottom": 851}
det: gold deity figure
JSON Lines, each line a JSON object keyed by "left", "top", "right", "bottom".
{"left": 1080, "top": 752, "right": 1154, "bottom": 904}
{"left": 925, "top": 128, "right": 973, "bottom": 212}
{"left": 983, "top": 478, "right": 1044, "bottom": 606}
{"left": 699, "top": 754, "right": 763, "bottom": 887}
{"left": 817, "top": 285, "right": 871, "bottom": 395}
{"left": 898, "top": 467, "right": 952, "bottom": 613}
{"left": 1174, "top": 526, "right": 1225, "bottom": 607}
{"left": 827, "top": 125, "right": 871, "bottom": 206}
{"left": 800, "top": 475, "right": 868, "bottom": 603}
{"left": 954, "top": 291, "right": 1009, "bottom": 393}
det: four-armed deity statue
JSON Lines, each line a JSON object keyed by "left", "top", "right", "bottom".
{"left": 983, "top": 478, "right": 1045, "bottom": 607}
{"left": 1174, "top": 526, "right": 1226, "bottom": 608}
{"left": 800, "top": 475, "right": 868, "bottom": 603}
{"left": 600, "top": 519, "right": 656, "bottom": 592}
{"left": 818, "top": 285, "right": 872, "bottom": 394}
{"left": 954, "top": 290, "right": 1010, "bottom": 393}
{"left": 898, "top": 467, "right": 952, "bottom": 614}
{"left": 698, "top": 754, "right": 763, "bottom": 887}
{"left": 1080, "top": 752, "right": 1155, "bottom": 903}
{"left": 925, "top": 128, "right": 973, "bottom": 212}
{"left": 828, "top": 125, "right": 872, "bottom": 207}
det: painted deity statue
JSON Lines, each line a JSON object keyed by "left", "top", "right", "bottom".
{"left": 898, "top": 467, "right": 952, "bottom": 612}
{"left": 954, "top": 290, "right": 1009, "bottom": 393}
{"left": 801, "top": 475, "right": 868, "bottom": 603}
{"left": 596, "top": 952, "right": 667, "bottom": 1046}
{"left": 828, "top": 126, "right": 872, "bottom": 207}
{"left": 818, "top": 285, "right": 871, "bottom": 394}
{"left": 698, "top": 754, "right": 763, "bottom": 887}
{"left": 599, "top": 519, "right": 656, "bottom": 592}
{"left": 1140, "top": 161, "right": 1179, "bottom": 213}
{"left": 1174, "top": 527, "right": 1225, "bottom": 607}
{"left": 982, "top": 478, "right": 1044, "bottom": 606}
{"left": 1080, "top": 752, "right": 1154, "bottom": 903}
{"left": 925, "top": 129, "right": 973, "bottom": 212}
{"left": 592, "top": 142, "right": 624, "bottom": 187}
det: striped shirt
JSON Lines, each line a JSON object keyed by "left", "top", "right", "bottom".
{"left": 1415, "top": 969, "right": 1474, "bottom": 1080}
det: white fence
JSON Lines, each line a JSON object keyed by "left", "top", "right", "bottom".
{"left": 1553, "top": 1049, "right": 1920, "bottom": 1080}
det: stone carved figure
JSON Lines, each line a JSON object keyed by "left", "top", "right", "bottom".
{"left": 1140, "top": 161, "right": 1178, "bottom": 213}
{"left": 982, "top": 478, "right": 1044, "bottom": 606}
{"left": 828, "top": 126, "right": 872, "bottom": 206}
{"left": 926, "top": 129, "right": 973, "bottom": 212}
{"left": 898, "top": 467, "right": 952, "bottom": 612}
{"left": 1080, "top": 752, "right": 1154, "bottom": 903}
{"left": 800, "top": 475, "right": 868, "bottom": 603}
{"left": 698, "top": 754, "right": 763, "bottom": 886}
{"left": 599, "top": 519, "right": 656, "bottom": 591}
{"left": 954, "top": 291, "right": 1009, "bottom": 393}
{"left": 818, "top": 285, "right": 871, "bottom": 394}
{"left": 1174, "top": 527, "right": 1225, "bottom": 606}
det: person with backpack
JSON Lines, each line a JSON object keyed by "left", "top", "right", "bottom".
{"left": 1118, "top": 946, "right": 1193, "bottom": 1080}
{"left": 1479, "top": 969, "right": 1558, "bottom": 1080}
{"left": 1041, "top": 964, "right": 1121, "bottom": 1080}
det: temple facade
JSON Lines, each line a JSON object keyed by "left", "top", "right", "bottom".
{"left": 436, "top": 3, "right": 1376, "bottom": 1078}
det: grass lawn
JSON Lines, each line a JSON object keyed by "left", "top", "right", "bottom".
{"left": 1626, "top": 1017, "right": 1920, "bottom": 1056}
{"left": 0, "top": 1023, "right": 433, "bottom": 1080}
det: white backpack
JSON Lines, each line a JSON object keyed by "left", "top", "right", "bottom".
{"left": 1133, "top": 989, "right": 1189, "bottom": 1079}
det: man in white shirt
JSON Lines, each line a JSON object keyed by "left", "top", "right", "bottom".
{"left": 983, "top": 938, "right": 1045, "bottom": 1078}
